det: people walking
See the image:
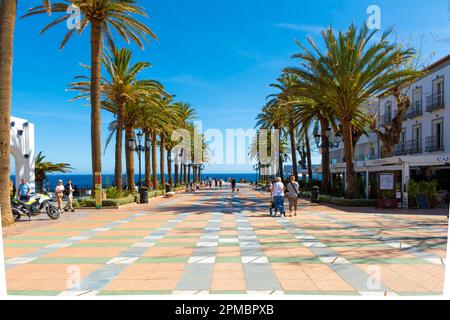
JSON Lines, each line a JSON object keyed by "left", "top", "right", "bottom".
{"left": 231, "top": 178, "right": 237, "bottom": 193}
{"left": 64, "top": 179, "right": 75, "bottom": 212}
{"left": 271, "top": 177, "right": 286, "bottom": 217}
{"left": 54, "top": 180, "right": 65, "bottom": 213}
{"left": 17, "top": 178, "right": 31, "bottom": 201}
{"left": 286, "top": 175, "right": 300, "bottom": 217}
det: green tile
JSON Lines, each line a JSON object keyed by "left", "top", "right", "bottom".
{"left": 98, "top": 290, "right": 172, "bottom": 295}
{"left": 215, "top": 257, "right": 242, "bottom": 263}
{"left": 4, "top": 243, "right": 51, "bottom": 247}
{"left": 218, "top": 243, "right": 240, "bottom": 247}
{"left": 8, "top": 290, "right": 61, "bottom": 296}
{"left": 268, "top": 257, "right": 321, "bottom": 263}
{"left": 30, "top": 257, "right": 110, "bottom": 264}
{"left": 10, "top": 236, "right": 68, "bottom": 241}
{"left": 71, "top": 242, "right": 132, "bottom": 247}
{"left": 137, "top": 257, "right": 188, "bottom": 263}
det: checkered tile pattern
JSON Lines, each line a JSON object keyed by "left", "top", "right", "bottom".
{"left": 3, "top": 185, "right": 448, "bottom": 296}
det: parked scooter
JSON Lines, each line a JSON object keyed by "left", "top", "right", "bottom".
{"left": 11, "top": 191, "right": 60, "bottom": 221}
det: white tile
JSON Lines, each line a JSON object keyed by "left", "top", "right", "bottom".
{"left": 270, "top": 290, "right": 285, "bottom": 295}
{"left": 359, "top": 291, "right": 398, "bottom": 296}
{"left": 209, "top": 219, "right": 222, "bottom": 223}
{"left": 219, "top": 238, "right": 239, "bottom": 243}
{"left": 312, "top": 242, "right": 327, "bottom": 248}
{"left": 46, "top": 243, "right": 72, "bottom": 249}
{"left": 424, "top": 258, "right": 445, "bottom": 265}
{"left": 5, "top": 257, "right": 37, "bottom": 264}
{"left": 205, "top": 227, "right": 220, "bottom": 231}
{"left": 91, "top": 228, "right": 110, "bottom": 232}
{"left": 188, "top": 256, "right": 216, "bottom": 264}
{"left": 59, "top": 290, "right": 99, "bottom": 296}
{"left": 144, "top": 235, "right": 164, "bottom": 240}
{"left": 106, "top": 257, "right": 138, "bottom": 264}
{"left": 196, "top": 242, "right": 218, "bottom": 247}
{"left": 319, "top": 256, "right": 338, "bottom": 264}
{"left": 132, "top": 242, "right": 155, "bottom": 248}
{"left": 239, "top": 235, "right": 257, "bottom": 240}
{"left": 201, "top": 235, "right": 219, "bottom": 240}
{"left": 302, "top": 242, "right": 317, "bottom": 247}
{"left": 115, "top": 220, "right": 129, "bottom": 224}
{"left": 237, "top": 227, "right": 252, "bottom": 231}
{"left": 241, "top": 256, "right": 268, "bottom": 264}
{"left": 68, "top": 236, "right": 90, "bottom": 241}
{"left": 169, "top": 220, "right": 183, "bottom": 223}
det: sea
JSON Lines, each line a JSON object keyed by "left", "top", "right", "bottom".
{"left": 11, "top": 173, "right": 258, "bottom": 189}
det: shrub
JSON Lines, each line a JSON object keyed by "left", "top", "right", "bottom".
{"left": 320, "top": 195, "right": 375, "bottom": 207}
{"left": 106, "top": 186, "right": 122, "bottom": 199}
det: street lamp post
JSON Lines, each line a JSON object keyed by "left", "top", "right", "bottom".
{"left": 128, "top": 131, "right": 150, "bottom": 191}
{"left": 314, "top": 128, "right": 342, "bottom": 149}
{"left": 252, "top": 164, "right": 259, "bottom": 182}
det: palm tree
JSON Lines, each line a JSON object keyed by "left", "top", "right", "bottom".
{"left": 34, "top": 151, "right": 74, "bottom": 191}
{"left": 288, "top": 24, "right": 417, "bottom": 198}
{"left": 172, "top": 102, "right": 196, "bottom": 185}
{"left": 0, "top": 0, "right": 19, "bottom": 227}
{"left": 69, "top": 47, "right": 162, "bottom": 190}
{"left": 24, "top": 0, "right": 157, "bottom": 190}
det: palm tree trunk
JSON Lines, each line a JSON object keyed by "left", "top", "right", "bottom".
{"left": 160, "top": 135, "right": 165, "bottom": 186}
{"left": 90, "top": 20, "right": 103, "bottom": 192}
{"left": 0, "top": 0, "right": 16, "bottom": 227}
{"left": 174, "top": 162, "right": 179, "bottom": 187}
{"left": 187, "top": 165, "right": 191, "bottom": 182}
{"left": 183, "top": 164, "right": 187, "bottom": 184}
{"left": 114, "top": 102, "right": 125, "bottom": 190}
{"left": 320, "top": 119, "right": 330, "bottom": 194}
{"left": 167, "top": 148, "right": 173, "bottom": 186}
{"left": 305, "top": 130, "right": 313, "bottom": 183}
{"left": 144, "top": 131, "right": 151, "bottom": 188}
{"left": 151, "top": 131, "right": 158, "bottom": 190}
{"left": 125, "top": 125, "right": 135, "bottom": 191}
{"left": 342, "top": 121, "right": 356, "bottom": 198}
{"left": 289, "top": 124, "right": 298, "bottom": 181}
{"left": 193, "top": 165, "right": 197, "bottom": 182}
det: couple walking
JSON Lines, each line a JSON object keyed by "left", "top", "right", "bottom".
{"left": 270, "top": 176, "right": 300, "bottom": 217}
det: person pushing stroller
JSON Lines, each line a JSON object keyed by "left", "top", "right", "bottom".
{"left": 269, "top": 177, "right": 286, "bottom": 217}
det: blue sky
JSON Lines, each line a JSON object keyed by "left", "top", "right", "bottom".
{"left": 11, "top": 0, "right": 450, "bottom": 174}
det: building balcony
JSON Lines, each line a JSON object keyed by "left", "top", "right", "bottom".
{"left": 394, "top": 139, "right": 422, "bottom": 156}
{"left": 407, "top": 101, "right": 423, "bottom": 119}
{"left": 354, "top": 154, "right": 377, "bottom": 162}
{"left": 425, "top": 135, "right": 444, "bottom": 152}
{"left": 426, "top": 93, "right": 445, "bottom": 112}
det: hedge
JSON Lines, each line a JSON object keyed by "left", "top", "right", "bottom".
{"left": 73, "top": 188, "right": 186, "bottom": 208}
{"left": 319, "top": 195, "right": 376, "bottom": 207}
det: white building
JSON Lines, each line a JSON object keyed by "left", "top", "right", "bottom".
{"left": 329, "top": 55, "right": 450, "bottom": 206}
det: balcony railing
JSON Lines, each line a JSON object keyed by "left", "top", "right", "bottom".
{"left": 407, "top": 101, "right": 423, "bottom": 119}
{"left": 426, "top": 93, "right": 445, "bottom": 112}
{"left": 354, "top": 154, "right": 377, "bottom": 162}
{"left": 425, "top": 135, "right": 444, "bottom": 152}
{"left": 394, "top": 139, "right": 422, "bottom": 156}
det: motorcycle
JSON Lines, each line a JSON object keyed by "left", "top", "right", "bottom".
{"left": 11, "top": 191, "right": 60, "bottom": 221}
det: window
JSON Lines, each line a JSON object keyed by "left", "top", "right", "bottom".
{"left": 412, "top": 124, "right": 422, "bottom": 153}
{"left": 433, "top": 119, "right": 444, "bottom": 150}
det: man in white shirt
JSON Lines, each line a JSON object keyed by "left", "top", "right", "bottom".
{"left": 64, "top": 179, "right": 75, "bottom": 212}
{"left": 271, "top": 177, "right": 286, "bottom": 217}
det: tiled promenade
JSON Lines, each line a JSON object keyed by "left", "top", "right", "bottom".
{"left": 3, "top": 184, "right": 448, "bottom": 296}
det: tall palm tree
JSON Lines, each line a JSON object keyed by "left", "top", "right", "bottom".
{"left": 0, "top": 0, "right": 18, "bottom": 227}
{"left": 23, "top": 0, "right": 157, "bottom": 190}
{"left": 69, "top": 47, "right": 162, "bottom": 190}
{"left": 172, "top": 102, "right": 196, "bottom": 185}
{"left": 288, "top": 24, "right": 417, "bottom": 198}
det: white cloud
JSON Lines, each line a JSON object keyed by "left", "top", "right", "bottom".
{"left": 275, "top": 23, "right": 326, "bottom": 34}
{"left": 162, "top": 73, "right": 218, "bottom": 90}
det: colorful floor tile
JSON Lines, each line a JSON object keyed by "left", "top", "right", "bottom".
{"left": 2, "top": 184, "right": 448, "bottom": 296}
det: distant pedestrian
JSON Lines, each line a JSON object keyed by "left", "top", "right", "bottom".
{"left": 10, "top": 180, "right": 15, "bottom": 200}
{"left": 286, "top": 176, "right": 300, "bottom": 217}
{"left": 231, "top": 179, "right": 237, "bottom": 192}
{"left": 17, "top": 178, "right": 31, "bottom": 201}
{"left": 64, "top": 179, "right": 75, "bottom": 212}
{"left": 55, "top": 180, "right": 65, "bottom": 213}
{"left": 271, "top": 177, "right": 286, "bottom": 217}
{"left": 219, "top": 179, "right": 223, "bottom": 188}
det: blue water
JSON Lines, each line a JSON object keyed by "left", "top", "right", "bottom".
{"left": 11, "top": 173, "right": 258, "bottom": 189}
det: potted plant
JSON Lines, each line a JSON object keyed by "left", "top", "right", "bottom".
{"left": 376, "top": 190, "right": 399, "bottom": 209}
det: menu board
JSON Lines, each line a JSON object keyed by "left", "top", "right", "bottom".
{"left": 380, "top": 173, "right": 394, "bottom": 190}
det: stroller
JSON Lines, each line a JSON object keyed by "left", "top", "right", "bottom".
{"left": 269, "top": 196, "right": 281, "bottom": 217}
